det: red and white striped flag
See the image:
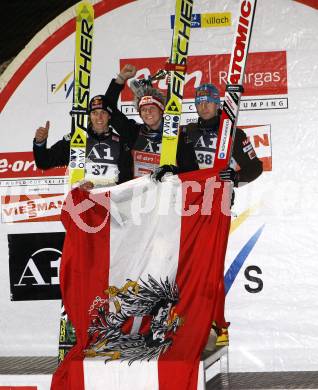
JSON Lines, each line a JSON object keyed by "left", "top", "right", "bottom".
{"left": 51, "top": 169, "right": 231, "bottom": 390}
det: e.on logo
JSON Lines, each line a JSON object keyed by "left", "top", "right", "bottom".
{"left": 0, "top": 152, "right": 66, "bottom": 179}
{"left": 120, "top": 51, "right": 287, "bottom": 101}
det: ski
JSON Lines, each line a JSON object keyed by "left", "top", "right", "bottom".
{"left": 160, "top": 0, "right": 193, "bottom": 166}
{"left": 58, "top": 304, "right": 77, "bottom": 363}
{"left": 69, "top": 0, "right": 94, "bottom": 186}
{"left": 58, "top": 1, "right": 94, "bottom": 364}
{"left": 214, "top": 0, "right": 257, "bottom": 171}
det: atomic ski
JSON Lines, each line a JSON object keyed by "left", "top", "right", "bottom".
{"left": 214, "top": 0, "right": 257, "bottom": 171}
{"left": 160, "top": 0, "right": 193, "bottom": 166}
{"left": 69, "top": 0, "right": 94, "bottom": 186}
{"left": 58, "top": 1, "right": 94, "bottom": 364}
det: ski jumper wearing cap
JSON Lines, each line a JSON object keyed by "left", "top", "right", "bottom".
{"left": 33, "top": 94, "right": 133, "bottom": 184}
{"left": 183, "top": 83, "right": 263, "bottom": 340}
{"left": 184, "top": 84, "right": 263, "bottom": 186}
{"left": 104, "top": 79, "right": 198, "bottom": 178}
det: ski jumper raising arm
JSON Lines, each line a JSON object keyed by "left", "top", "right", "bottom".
{"left": 33, "top": 121, "right": 70, "bottom": 169}
{"left": 105, "top": 73, "right": 140, "bottom": 148}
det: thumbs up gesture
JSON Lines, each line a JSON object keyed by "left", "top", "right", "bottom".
{"left": 35, "top": 121, "right": 50, "bottom": 143}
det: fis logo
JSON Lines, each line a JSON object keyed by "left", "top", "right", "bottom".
{"left": 51, "top": 71, "right": 74, "bottom": 98}
{"left": 47, "top": 62, "right": 74, "bottom": 103}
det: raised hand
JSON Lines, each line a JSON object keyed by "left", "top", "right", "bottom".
{"left": 35, "top": 121, "right": 50, "bottom": 143}
{"left": 116, "top": 64, "right": 137, "bottom": 84}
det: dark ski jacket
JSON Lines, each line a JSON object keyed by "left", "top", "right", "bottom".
{"left": 105, "top": 79, "right": 199, "bottom": 176}
{"left": 182, "top": 115, "right": 263, "bottom": 186}
{"left": 33, "top": 126, "right": 133, "bottom": 184}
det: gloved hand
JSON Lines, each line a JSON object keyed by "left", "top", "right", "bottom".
{"left": 219, "top": 167, "right": 239, "bottom": 187}
{"left": 151, "top": 165, "right": 179, "bottom": 182}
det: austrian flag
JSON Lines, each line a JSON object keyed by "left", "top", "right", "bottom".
{"left": 51, "top": 169, "right": 231, "bottom": 390}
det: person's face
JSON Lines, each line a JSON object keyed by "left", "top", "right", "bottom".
{"left": 90, "top": 109, "right": 110, "bottom": 133}
{"left": 196, "top": 101, "right": 218, "bottom": 121}
{"left": 140, "top": 105, "right": 162, "bottom": 130}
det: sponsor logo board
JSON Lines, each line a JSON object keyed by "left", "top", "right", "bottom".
{"left": 120, "top": 51, "right": 288, "bottom": 109}
{"left": 8, "top": 232, "right": 65, "bottom": 301}
{"left": 171, "top": 12, "right": 232, "bottom": 28}
{"left": 0, "top": 152, "right": 67, "bottom": 188}
{"left": 1, "top": 194, "right": 65, "bottom": 223}
{"left": 241, "top": 124, "right": 272, "bottom": 171}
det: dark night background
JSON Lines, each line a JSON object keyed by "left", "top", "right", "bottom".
{"left": 1, "top": 0, "right": 79, "bottom": 72}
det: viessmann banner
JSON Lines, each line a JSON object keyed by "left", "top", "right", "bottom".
{"left": 0, "top": 0, "right": 317, "bottom": 375}
{"left": 1, "top": 194, "right": 64, "bottom": 223}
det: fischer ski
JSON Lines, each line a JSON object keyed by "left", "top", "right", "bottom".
{"left": 58, "top": 1, "right": 94, "bottom": 364}
{"left": 160, "top": 0, "right": 193, "bottom": 166}
{"left": 69, "top": 1, "right": 94, "bottom": 186}
{"left": 58, "top": 304, "right": 76, "bottom": 363}
{"left": 214, "top": 0, "right": 257, "bottom": 171}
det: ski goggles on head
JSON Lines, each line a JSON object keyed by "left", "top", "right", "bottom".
{"left": 195, "top": 84, "right": 220, "bottom": 105}
{"left": 138, "top": 96, "right": 165, "bottom": 112}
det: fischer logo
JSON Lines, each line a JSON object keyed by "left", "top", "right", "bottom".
{"left": 229, "top": 0, "right": 253, "bottom": 84}
{"left": 1, "top": 194, "right": 65, "bottom": 223}
{"left": 120, "top": 51, "right": 287, "bottom": 102}
{"left": 0, "top": 152, "right": 66, "bottom": 179}
{"left": 75, "top": 13, "right": 93, "bottom": 132}
{"left": 171, "top": 0, "right": 193, "bottom": 100}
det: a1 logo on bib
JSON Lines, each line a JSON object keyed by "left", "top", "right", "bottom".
{"left": 87, "top": 143, "right": 114, "bottom": 161}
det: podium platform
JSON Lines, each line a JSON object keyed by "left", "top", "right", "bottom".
{"left": 0, "top": 346, "right": 228, "bottom": 389}
{"left": 1, "top": 354, "right": 318, "bottom": 389}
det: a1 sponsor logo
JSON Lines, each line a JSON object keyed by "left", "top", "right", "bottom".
{"left": 120, "top": 51, "right": 287, "bottom": 101}
{"left": 1, "top": 194, "right": 65, "bottom": 223}
{"left": 0, "top": 152, "right": 66, "bottom": 179}
{"left": 8, "top": 232, "right": 65, "bottom": 301}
